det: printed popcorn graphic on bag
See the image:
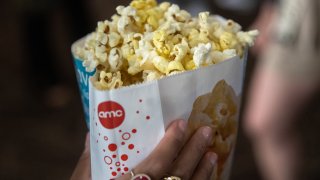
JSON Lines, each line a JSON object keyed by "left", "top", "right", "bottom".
{"left": 188, "top": 80, "right": 239, "bottom": 180}
{"left": 71, "top": 0, "right": 258, "bottom": 179}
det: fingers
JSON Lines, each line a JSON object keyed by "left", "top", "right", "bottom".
{"left": 170, "top": 126, "right": 213, "bottom": 179}
{"left": 133, "top": 120, "right": 188, "bottom": 179}
{"left": 71, "top": 133, "right": 91, "bottom": 180}
{"left": 191, "top": 152, "right": 217, "bottom": 180}
{"left": 118, "top": 122, "right": 217, "bottom": 180}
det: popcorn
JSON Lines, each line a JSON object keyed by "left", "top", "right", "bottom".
{"left": 116, "top": 6, "right": 140, "bottom": 35}
{"left": 188, "top": 28, "right": 202, "bottom": 47}
{"left": 94, "top": 71, "right": 123, "bottom": 90}
{"left": 237, "top": 30, "right": 259, "bottom": 47}
{"left": 211, "top": 49, "right": 237, "bottom": 64}
{"left": 185, "top": 60, "right": 196, "bottom": 70}
{"left": 199, "top": 12, "right": 210, "bottom": 34}
{"left": 187, "top": 80, "right": 239, "bottom": 179}
{"left": 152, "top": 55, "right": 169, "bottom": 74}
{"left": 167, "top": 61, "right": 185, "bottom": 74}
{"left": 127, "top": 56, "right": 143, "bottom": 75}
{"left": 147, "top": 15, "right": 158, "bottom": 29}
{"left": 76, "top": 0, "right": 258, "bottom": 90}
{"left": 159, "top": 2, "right": 171, "bottom": 11}
{"left": 171, "top": 38, "right": 189, "bottom": 62}
{"left": 192, "top": 43, "right": 213, "bottom": 67}
{"left": 142, "top": 70, "right": 163, "bottom": 82}
{"left": 116, "top": 6, "right": 137, "bottom": 17}
{"left": 130, "top": 0, "right": 157, "bottom": 10}
{"left": 83, "top": 57, "right": 99, "bottom": 72}
{"left": 108, "top": 48, "right": 123, "bottom": 72}
{"left": 97, "top": 22, "right": 107, "bottom": 33}
{"left": 164, "top": 4, "right": 180, "bottom": 22}
{"left": 220, "top": 32, "right": 237, "bottom": 50}
{"left": 108, "top": 32, "right": 121, "bottom": 48}
{"left": 95, "top": 32, "right": 108, "bottom": 45}
{"left": 222, "top": 20, "right": 242, "bottom": 34}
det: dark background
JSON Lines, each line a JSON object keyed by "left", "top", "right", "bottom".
{"left": 0, "top": 0, "right": 319, "bottom": 179}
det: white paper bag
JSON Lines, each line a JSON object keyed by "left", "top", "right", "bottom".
{"left": 88, "top": 54, "right": 246, "bottom": 180}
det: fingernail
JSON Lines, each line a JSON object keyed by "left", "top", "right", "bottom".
{"left": 178, "top": 120, "right": 187, "bottom": 132}
{"left": 202, "top": 126, "right": 212, "bottom": 140}
{"left": 208, "top": 152, "right": 218, "bottom": 166}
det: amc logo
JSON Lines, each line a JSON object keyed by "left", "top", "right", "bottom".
{"left": 98, "top": 101, "right": 125, "bottom": 129}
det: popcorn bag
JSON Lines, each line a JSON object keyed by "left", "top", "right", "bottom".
{"left": 89, "top": 56, "right": 246, "bottom": 180}
{"left": 72, "top": 41, "right": 246, "bottom": 180}
{"left": 71, "top": 1, "right": 257, "bottom": 179}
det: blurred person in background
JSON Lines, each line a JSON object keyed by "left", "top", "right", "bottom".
{"left": 166, "top": 1, "right": 320, "bottom": 180}
{"left": 245, "top": 0, "right": 320, "bottom": 180}
{"left": 159, "top": 0, "right": 262, "bottom": 28}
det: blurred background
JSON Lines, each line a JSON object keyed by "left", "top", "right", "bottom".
{"left": 0, "top": 0, "right": 319, "bottom": 179}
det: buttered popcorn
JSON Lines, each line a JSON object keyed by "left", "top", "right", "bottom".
{"left": 76, "top": 0, "right": 258, "bottom": 90}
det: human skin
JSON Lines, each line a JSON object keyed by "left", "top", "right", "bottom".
{"left": 71, "top": 120, "right": 218, "bottom": 180}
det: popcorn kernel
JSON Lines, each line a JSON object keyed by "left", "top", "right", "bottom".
{"left": 76, "top": 0, "right": 258, "bottom": 90}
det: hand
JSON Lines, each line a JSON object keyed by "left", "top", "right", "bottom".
{"left": 71, "top": 133, "right": 91, "bottom": 180}
{"left": 71, "top": 120, "right": 217, "bottom": 180}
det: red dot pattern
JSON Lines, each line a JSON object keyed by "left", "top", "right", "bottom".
{"left": 122, "top": 133, "right": 131, "bottom": 140}
{"left": 104, "top": 156, "right": 112, "bottom": 165}
{"left": 128, "top": 144, "right": 134, "bottom": 150}
{"left": 97, "top": 98, "right": 149, "bottom": 178}
{"left": 121, "top": 154, "right": 128, "bottom": 161}
{"left": 108, "top": 144, "right": 117, "bottom": 151}
{"left": 103, "top": 129, "right": 141, "bottom": 177}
